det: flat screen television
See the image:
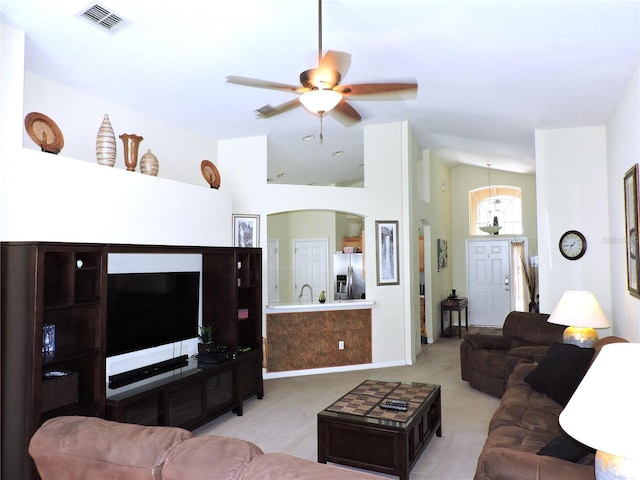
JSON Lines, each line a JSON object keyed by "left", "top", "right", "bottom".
{"left": 107, "top": 271, "right": 200, "bottom": 357}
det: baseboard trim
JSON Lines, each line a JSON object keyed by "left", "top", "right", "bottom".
{"left": 263, "top": 360, "right": 407, "bottom": 379}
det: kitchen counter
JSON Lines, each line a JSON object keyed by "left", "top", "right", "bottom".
{"left": 266, "top": 301, "right": 373, "bottom": 372}
{"left": 265, "top": 299, "right": 374, "bottom": 314}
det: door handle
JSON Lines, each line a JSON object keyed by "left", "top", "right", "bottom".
{"left": 504, "top": 276, "right": 510, "bottom": 291}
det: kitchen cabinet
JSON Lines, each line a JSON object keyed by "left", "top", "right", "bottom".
{"left": 342, "top": 236, "right": 362, "bottom": 253}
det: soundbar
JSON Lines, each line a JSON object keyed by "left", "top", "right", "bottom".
{"left": 108, "top": 355, "right": 189, "bottom": 389}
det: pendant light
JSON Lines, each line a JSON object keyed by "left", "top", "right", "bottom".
{"left": 479, "top": 163, "right": 502, "bottom": 234}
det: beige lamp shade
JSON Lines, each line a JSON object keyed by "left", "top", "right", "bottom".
{"left": 560, "top": 343, "right": 640, "bottom": 460}
{"left": 547, "top": 291, "right": 610, "bottom": 329}
{"left": 547, "top": 291, "right": 610, "bottom": 348}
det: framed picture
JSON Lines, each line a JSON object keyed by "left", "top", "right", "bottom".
{"left": 437, "top": 238, "right": 448, "bottom": 271}
{"left": 375, "top": 220, "right": 399, "bottom": 285}
{"left": 624, "top": 164, "right": 639, "bottom": 298}
{"left": 232, "top": 214, "right": 259, "bottom": 248}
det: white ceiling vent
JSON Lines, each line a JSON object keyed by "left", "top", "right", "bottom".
{"left": 76, "top": 4, "right": 130, "bottom": 34}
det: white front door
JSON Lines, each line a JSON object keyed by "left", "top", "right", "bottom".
{"left": 293, "top": 239, "right": 328, "bottom": 302}
{"left": 467, "top": 240, "right": 511, "bottom": 326}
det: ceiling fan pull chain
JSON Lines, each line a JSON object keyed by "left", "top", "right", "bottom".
{"left": 319, "top": 112, "right": 325, "bottom": 145}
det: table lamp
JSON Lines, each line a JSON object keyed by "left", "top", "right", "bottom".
{"left": 547, "top": 291, "right": 610, "bottom": 347}
{"left": 560, "top": 343, "right": 640, "bottom": 479}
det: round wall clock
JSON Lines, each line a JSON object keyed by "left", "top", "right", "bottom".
{"left": 559, "top": 230, "right": 587, "bottom": 260}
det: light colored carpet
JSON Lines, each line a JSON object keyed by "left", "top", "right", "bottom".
{"left": 194, "top": 332, "right": 500, "bottom": 479}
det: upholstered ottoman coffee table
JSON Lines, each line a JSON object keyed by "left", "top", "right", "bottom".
{"left": 317, "top": 379, "right": 442, "bottom": 480}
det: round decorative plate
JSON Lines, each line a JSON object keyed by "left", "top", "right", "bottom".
{"left": 24, "top": 112, "right": 64, "bottom": 154}
{"left": 201, "top": 160, "right": 221, "bottom": 189}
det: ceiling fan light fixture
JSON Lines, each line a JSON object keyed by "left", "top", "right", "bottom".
{"left": 300, "top": 89, "right": 341, "bottom": 115}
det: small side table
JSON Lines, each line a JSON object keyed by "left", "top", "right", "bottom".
{"left": 440, "top": 297, "right": 468, "bottom": 338}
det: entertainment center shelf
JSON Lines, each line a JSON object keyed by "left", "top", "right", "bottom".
{"left": 0, "top": 241, "right": 263, "bottom": 480}
{"left": 106, "top": 357, "right": 241, "bottom": 429}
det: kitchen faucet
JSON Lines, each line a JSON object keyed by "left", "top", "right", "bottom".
{"left": 297, "top": 284, "right": 313, "bottom": 303}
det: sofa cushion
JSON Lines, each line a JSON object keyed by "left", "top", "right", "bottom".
{"left": 470, "top": 349, "right": 510, "bottom": 378}
{"left": 162, "top": 435, "right": 263, "bottom": 480}
{"left": 502, "top": 311, "right": 562, "bottom": 347}
{"left": 474, "top": 426, "right": 595, "bottom": 480}
{"left": 537, "top": 432, "right": 595, "bottom": 463}
{"left": 463, "top": 334, "right": 511, "bottom": 351}
{"left": 29, "top": 416, "right": 192, "bottom": 480}
{"left": 524, "top": 343, "right": 594, "bottom": 406}
{"left": 238, "top": 452, "right": 381, "bottom": 479}
{"left": 487, "top": 380, "right": 563, "bottom": 434}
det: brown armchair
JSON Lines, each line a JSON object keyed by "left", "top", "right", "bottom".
{"left": 460, "top": 311, "right": 565, "bottom": 398}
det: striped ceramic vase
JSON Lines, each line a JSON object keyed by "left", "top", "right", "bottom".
{"left": 140, "top": 149, "right": 159, "bottom": 176}
{"left": 96, "top": 114, "right": 117, "bottom": 167}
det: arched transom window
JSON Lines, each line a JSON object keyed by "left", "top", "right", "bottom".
{"left": 469, "top": 186, "right": 522, "bottom": 235}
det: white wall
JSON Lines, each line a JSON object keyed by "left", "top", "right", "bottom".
{"left": 22, "top": 73, "right": 218, "bottom": 187}
{"left": 535, "top": 126, "right": 613, "bottom": 337}
{"left": 1, "top": 25, "right": 231, "bottom": 246}
{"left": 1, "top": 24, "right": 235, "bottom": 383}
{"left": 218, "top": 123, "right": 417, "bottom": 368}
{"left": 0, "top": 23, "right": 26, "bottom": 221}
{"left": 2, "top": 24, "right": 422, "bottom": 376}
{"left": 450, "top": 165, "right": 538, "bottom": 310}
{"left": 607, "top": 64, "right": 640, "bottom": 342}
{"left": 416, "top": 151, "right": 453, "bottom": 341}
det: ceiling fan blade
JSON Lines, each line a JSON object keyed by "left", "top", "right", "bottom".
{"left": 329, "top": 100, "right": 361, "bottom": 126}
{"left": 335, "top": 82, "right": 418, "bottom": 100}
{"left": 320, "top": 50, "right": 351, "bottom": 78}
{"left": 226, "top": 76, "right": 304, "bottom": 94}
{"left": 254, "top": 98, "right": 302, "bottom": 118}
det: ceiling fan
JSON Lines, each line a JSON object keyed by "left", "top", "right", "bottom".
{"left": 226, "top": 0, "right": 418, "bottom": 130}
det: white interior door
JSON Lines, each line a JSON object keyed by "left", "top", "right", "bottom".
{"left": 293, "top": 239, "right": 328, "bottom": 302}
{"left": 467, "top": 240, "right": 511, "bottom": 326}
{"left": 267, "top": 239, "right": 279, "bottom": 303}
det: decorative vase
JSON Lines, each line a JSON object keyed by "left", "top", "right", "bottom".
{"left": 140, "top": 148, "right": 159, "bottom": 176}
{"left": 319, "top": 290, "right": 326, "bottom": 303}
{"left": 96, "top": 114, "right": 116, "bottom": 167}
{"left": 119, "top": 133, "right": 143, "bottom": 171}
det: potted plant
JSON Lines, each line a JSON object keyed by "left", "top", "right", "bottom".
{"left": 197, "top": 323, "right": 217, "bottom": 355}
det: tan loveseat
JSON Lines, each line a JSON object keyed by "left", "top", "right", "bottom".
{"left": 474, "top": 336, "right": 629, "bottom": 480}
{"left": 460, "top": 311, "right": 565, "bottom": 397}
{"left": 29, "top": 416, "right": 378, "bottom": 480}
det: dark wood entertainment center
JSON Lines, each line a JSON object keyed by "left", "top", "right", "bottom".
{"left": 0, "top": 241, "right": 263, "bottom": 480}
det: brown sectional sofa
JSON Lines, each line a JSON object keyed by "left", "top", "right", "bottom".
{"left": 474, "top": 335, "right": 629, "bottom": 480}
{"left": 460, "top": 311, "right": 566, "bottom": 397}
{"left": 29, "top": 416, "right": 379, "bottom": 480}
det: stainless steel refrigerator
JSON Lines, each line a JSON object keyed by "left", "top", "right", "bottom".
{"left": 334, "top": 253, "right": 365, "bottom": 300}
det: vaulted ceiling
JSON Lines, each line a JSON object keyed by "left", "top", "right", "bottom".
{"left": 2, "top": 0, "right": 638, "bottom": 185}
